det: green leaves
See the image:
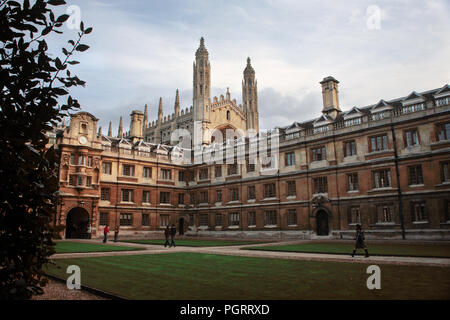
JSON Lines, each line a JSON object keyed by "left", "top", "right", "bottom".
{"left": 75, "top": 44, "right": 89, "bottom": 52}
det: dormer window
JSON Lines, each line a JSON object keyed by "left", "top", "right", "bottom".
{"left": 344, "top": 117, "right": 361, "bottom": 127}
{"left": 402, "top": 103, "right": 424, "bottom": 114}
{"left": 314, "top": 125, "right": 329, "bottom": 134}
{"left": 436, "top": 96, "right": 450, "bottom": 107}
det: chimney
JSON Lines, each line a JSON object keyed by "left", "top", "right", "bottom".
{"left": 129, "top": 110, "right": 144, "bottom": 142}
{"left": 320, "top": 76, "right": 340, "bottom": 119}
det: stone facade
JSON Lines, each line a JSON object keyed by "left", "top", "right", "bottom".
{"left": 46, "top": 40, "right": 450, "bottom": 240}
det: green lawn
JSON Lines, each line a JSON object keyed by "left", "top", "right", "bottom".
{"left": 45, "top": 252, "right": 450, "bottom": 299}
{"left": 54, "top": 241, "right": 143, "bottom": 254}
{"left": 245, "top": 242, "right": 450, "bottom": 258}
{"left": 119, "top": 239, "right": 270, "bottom": 247}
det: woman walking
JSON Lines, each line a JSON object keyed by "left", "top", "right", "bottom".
{"left": 351, "top": 224, "right": 369, "bottom": 257}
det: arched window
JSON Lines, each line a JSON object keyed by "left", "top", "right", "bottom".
{"left": 227, "top": 110, "right": 230, "bottom": 120}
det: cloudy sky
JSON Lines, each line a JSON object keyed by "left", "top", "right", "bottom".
{"left": 49, "top": 0, "right": 450, "bottom": 134}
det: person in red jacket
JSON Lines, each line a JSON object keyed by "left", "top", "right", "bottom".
{"left": 103, "top": 224, "right": 109, "bottom": 243}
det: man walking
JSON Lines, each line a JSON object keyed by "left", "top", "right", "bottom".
{"left": 351, "top": 224, "right": 369, "bottom": 257}
{"left": 103, "top": 224, "right": 109, "bottom": 243}
{"left": 164, "top": 226, "right": 170, "bottom": 247}
{"left": 169, "top": 224, "right": 176, "bottom": 248}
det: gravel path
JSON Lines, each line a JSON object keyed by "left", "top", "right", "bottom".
{"left": 32, "top": 279, "right": 107, "bottom": 300}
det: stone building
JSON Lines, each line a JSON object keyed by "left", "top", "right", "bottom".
{"left": 46, "top": 39, "right": 450, "bottom": 240}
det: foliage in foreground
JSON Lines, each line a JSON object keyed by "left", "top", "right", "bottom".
{"left": 0, "top": 0, "right": 91, "bottom": 299}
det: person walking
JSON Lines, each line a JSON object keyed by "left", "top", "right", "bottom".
{"left": 103, "top": 224, "right": 109, "bottom": 243}
{"left": 114, "top": 226, "right": 119, "bottom": 242}
{"left": 351, "top": 224, "right": 369, "bottom": 257}
{"left": 169, "top": 224, "right": 176, "bottom": 248}
{"left": 164, "top": 226, "right": 170, "bottom": 247}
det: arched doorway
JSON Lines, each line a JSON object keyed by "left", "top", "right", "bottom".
{"left": 66, "top": 207, "right": 90, "bottom": 239}
{"left": 178, "top": 218, "right": 184, "bottom": 236}
{"left": 316, "top": 210, "right": 329, "bottom": 236}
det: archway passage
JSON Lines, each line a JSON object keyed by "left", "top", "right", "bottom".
{"left": 65, "top": 207, "right": 90, "bottom": 239}
{"left": 178, "top": 218, "right": 184, "bottom": 236}
{"left": 316, "top": 210, "right": 329, "bottom": 236}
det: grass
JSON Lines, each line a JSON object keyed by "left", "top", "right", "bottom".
{"left": 45, "top": 252, "right": 450, "bottom": 299}
{"left": 244, "top": 242, "right": 450, "bottom": 258}
{"left": 54, "top": 241, "right": 143, "bottom": 254}
{"left": 119, "top": 239, "right": 270, "bottom": 247}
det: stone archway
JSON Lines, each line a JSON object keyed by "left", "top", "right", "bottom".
{"left": 315, "top": 209, "right": 329, "bottom": 236}
{"left": 65, "top": 207, "right": 90, "bottom": 239}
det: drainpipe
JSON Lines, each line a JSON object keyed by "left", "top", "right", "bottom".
{"left": 390, "top": 122, "right": 406, "bottom": 240}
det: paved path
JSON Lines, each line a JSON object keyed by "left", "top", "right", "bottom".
{"left": 51, "top": 239, "right": 450, "bottom": 267}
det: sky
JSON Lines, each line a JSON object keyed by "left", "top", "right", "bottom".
{"left": 47, "top": 0, "right": 450, "bottom": 134}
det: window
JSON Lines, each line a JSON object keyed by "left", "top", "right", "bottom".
{"left": 143, "top": 167, "right": 152, "bottom": 178}
{"left": 69, "top": 175, "right": 76, "bottom": 186}
{"left": 216, "top": 190, "right": 222, "bottom": 202}
{"left": 99, "top": 212, "right": 109, "bottom": 226}
{"left": 160, "top": 214, "right": 169, "bottom": 227}
{"left": 229, "top": 188, "right": 239, "bottom": 201}
{"left": 227, "top": 163, "right": 237, "bottom": 175}
{"left": 189, "top": 171, "right": 194, "bottom": 181}
{"left": 378, "top": 205, "right": 393, "bottom": 223}
{"left": 77, "top": 176, "right": 83, "bottom": 186}
{"left": 78, "top": 155, "right": 85, "bottom": 166}
{"left": 437, "top": 123, "right": 450, "bottom": 141}
{"left": 101, "top": 188, "right": 110, "bottom": 201}
{"left": 287, "top": 209, "right": 297, "bottom": 225}
{"left": 344, "top": 117, "right": 361, "bottom": 127}
{"left": 142, "top": 214, "right": 150, "bottom": 226}
{"left": 287, "top": 181, "right": 296, "bottom": 197}
{"left": 370, "top": 134, "right": 388, "bottom": 152}
{"left": 442, "top": 162, "right": 450, "bottom": 183}
{"left": 405, "top": 129, "right": 419, "bottom": 147}
{"left": 189, "top": 214, "right": 194, "bottom": 226}
{"left": 102, "top": 162, "right": 111, "bottom": 174}
{"left": 373, "top": 169, "right": 392, "bottom": 188}
{"left": 265, "top": 210, "right": 277, "bottom": 226}
{"left": 229, "top": 212, "right": 240, "bottom": 226}
{"left": 226, "top": 110, "right": 230, "bottom": 120}
{"left": 70, "top": 154, "right": 76, "bottom": 165}
{"left": 248, "top": 186, "right": 256, "bottom": 200}
{"left": 411, "top": 202, "right": 427, "bottom": 222}
{"left": 189, "top": 192, "right": 196, "bottom": 204}
{"left": 121, "top": 189, "right": 134, "bottom": 202}
{"left": 160, "top": 169, "right": 172, "bottom": 180}
{"left": 402, "top": 103, "right": 424, "bottom": 114}
{"left": 347, "top": 207, "right": 361, "bottom": 224}
{"left": 122, "top": 164, "right": 135, "bottom": 176}
{"left": 313, "top": 177, "right": 328, "bottom": 194}
{"left": 248, "top": 211, "right": 256, "bottom": 226}
{"left": 215, "top": 213, "right": 222, "bottom": 226}
{"left": 178, "top": 193, "right": 185, "bottom": 205}
{"left": 285, "top": 152, "right": 295, "bottom": 166}
{"left": 408, "top": 165, "right": 423, "bottom": 185}
{"left": 120, "top": 213, "right": 132, "bottom": 226}
{"left": 247, "top": 161, "right": 255, "bottom": 172}
{"left": 160, "top": 192, "right": 170, "bottom": 204}
{"left": 85, "top": 176, "right": 92, "bottom": 187}
{"left": 215, "top": 166, "right": 222, "bottom": 178}
{"left": 199, "top": 214, "right": 209, "bottom": 227}
{"left": 178, "top": 171, "right": 185, "bottom": 181}
{"left": 261, "top": 155, "right": 276, "bottom": 169}
{"left": 436, "top": 96, "right": 450, "bottom": 106}
{"left": 347, "top": 173, "right": 359, "bottom": 191}
{"left": 445, "top": 200, "right": 450, "bottom": 222}
{"left": 264, "top": 183, "right": 276, "bottom": 198}
{"left": 345, "top": 140, "right": 357, "bottom": 157}
{"left": 311, "top": 146, "right": 326, "bottom": 161}
{"left": 199, "top": 168, "right": 209, "bottom": 180}
{"left": 142, "top": 190, "right": 150, "bottom": 204}
{"left": 200, "top": 191, "right": 208, "bottom": 203}
{"left": 87, "top": 156, "right": 93, "bottom": 167}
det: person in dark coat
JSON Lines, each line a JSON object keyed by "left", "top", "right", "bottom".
{"left": 169, "top": 224, "right": 176, "bottom": 248}
{"left": 103, "top": 225, "right": 109, "bottom": 243}
{"left": 114, "top": 226, "right": 119, "bottom": 242}
{"left": 164, "top": 226, "right": 170, "bottom": 247}
{"left": 351, "top": 224, "right": 369, "bottom": 257}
